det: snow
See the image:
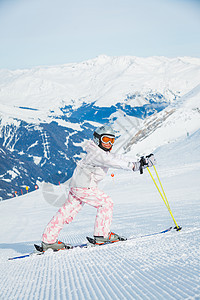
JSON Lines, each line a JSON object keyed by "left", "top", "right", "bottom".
{"left": 0, "top": 129, "right": 199, "bottom": 299}
{"left": 115, "top": 82, "right": 200, "bottom": 157}
{"left": 0, "top": 55, "right": 200, "bottom": 298}
{"left": 0, "top": 55, "right": 200, "bottom": 120}
{"left": 33, "top": 156, "right": 42, "bottom": 165}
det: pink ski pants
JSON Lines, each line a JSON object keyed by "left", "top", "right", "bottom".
{"left": 42, "top": 187, "right": 113, "bottom": 244}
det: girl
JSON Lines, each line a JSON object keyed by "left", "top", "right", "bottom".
{"left": 41, "top": 125, "right": 155, "bottom": 250}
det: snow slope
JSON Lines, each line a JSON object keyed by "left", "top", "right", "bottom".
{"left": 0, "top": 129, "right": 199, "bottom": 299}
{"left": 0, "top": 55, "right": 200, "bottom": 298}
{"left": 118, "top": 83, "right": 200, "bottom": 156}
{"left": 112, "top": 81, "right": 200, "bottom": 160}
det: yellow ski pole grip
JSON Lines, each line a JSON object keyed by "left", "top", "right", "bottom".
{"left": 147, "top": 167, "right": 181, "bottom": 230}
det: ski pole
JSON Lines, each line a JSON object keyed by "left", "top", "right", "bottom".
{"left": 153, "top": 165, "right": 170, "bottom": 208}
{"left": 146, "top": 166, "right": 181, "bottom": 231}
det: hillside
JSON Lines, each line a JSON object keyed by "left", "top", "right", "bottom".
{"left": 0, "top": 128, "right": 199, "bottom": 299}
{"left": 0, "top": 55, "right": 200, "bottom": 200}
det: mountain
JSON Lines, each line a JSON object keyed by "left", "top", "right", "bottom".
{"left": 0, "top": 55, "right": 200, "bottom": 200}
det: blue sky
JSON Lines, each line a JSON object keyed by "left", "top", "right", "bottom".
{"left": 0, "top": 0, "right": 200, "bottom": 69}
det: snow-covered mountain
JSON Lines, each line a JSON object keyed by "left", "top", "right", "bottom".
{"left": 0, "top": 55, "right": 200, "bottom": 200}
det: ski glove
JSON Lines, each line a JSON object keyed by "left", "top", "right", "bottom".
{"left": 132, "top": 154, "right": 156, "bottom": 173}
{"left": 145, "top": 154, "right": 156, "bottom": 167}
{"left": 139, "top": 154, "right": 156, "bottom": 174}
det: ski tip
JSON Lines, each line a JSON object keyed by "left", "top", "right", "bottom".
{"left": 8, "top": 254, "right": 30, "bottom": 260}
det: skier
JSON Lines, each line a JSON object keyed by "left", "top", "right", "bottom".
{"left": 41, "top": 125, "right": 156, "bottom": 251}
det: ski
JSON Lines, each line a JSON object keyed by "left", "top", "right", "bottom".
{"left": 8, "top": 251, "right": 43, "bottom": 260}
{"left": 8, "top": 242, "right": 90, "bottom": 260}
{"left": 86, "top": 226, "right": 173, "bottom": 245}
{"left": 131, "top": 226, "right": 173, "bottom": 239}
{"left": 8, "top": 226, "right": 173, "bottom": 261}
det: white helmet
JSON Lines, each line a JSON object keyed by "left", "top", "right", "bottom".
{"left": 93, "top": 125, "right": 115, "bottom": 151}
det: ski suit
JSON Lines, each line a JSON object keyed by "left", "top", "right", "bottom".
{"left": 42, "top": 140, "right": 137, "bottom": 244}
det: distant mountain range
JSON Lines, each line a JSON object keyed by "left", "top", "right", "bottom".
{"left": 0, "top": 55, "right": 200, "bottom": 200}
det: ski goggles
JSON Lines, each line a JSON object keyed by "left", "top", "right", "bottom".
{"left": 101, "top": 135, "right": 115, "bottom": 145}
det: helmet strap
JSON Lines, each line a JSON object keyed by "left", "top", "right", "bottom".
{"left": 99, "top": 143, "right": 112, "bottom": 152}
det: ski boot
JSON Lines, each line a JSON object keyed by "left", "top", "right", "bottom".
{"left": 35, "top": 240, "right": 72, "bottom": 252}
{"left": 88, "top": 232, "right": 127, "bottom": 245}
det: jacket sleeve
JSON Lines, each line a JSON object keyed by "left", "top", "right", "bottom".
{"left": 90, "top": 148, "right": 134, "bottom": 170}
